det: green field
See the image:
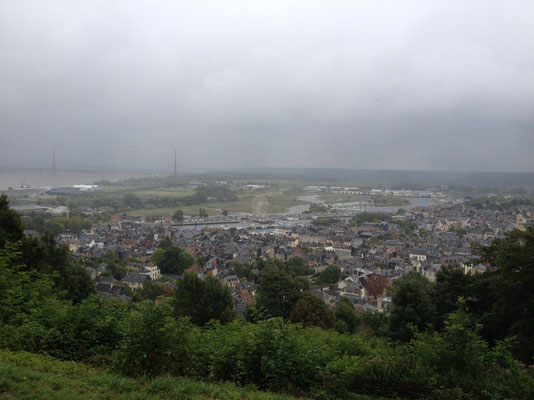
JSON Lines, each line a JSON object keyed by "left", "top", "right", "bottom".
{"left": 131, "top": 188, "right": 196, "bottom": 198}
{"left": 14, "top": 182, "right": 311, "bottom": 217}
{"left": 100, "top": 185, "right": 140, "bottom": 193}
{"left": 318, "top": 192, "right": 356, "bottom": 203}
{"left": 126, "top": 205, "right": 224, "bottom": 217}
{"left": 123, "top": 188, "right": 309, "bottom": 216}
{"left": 100, "top": 186, "right": 195, "bottom": 198}
{"left": 0, "top": 350, "right": 300, "bottom": 400}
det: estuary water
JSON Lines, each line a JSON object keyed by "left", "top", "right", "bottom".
{"left": 0, "top": 171, "right": 149, "bottom": 190}
{"left": 287, "top": 195, "right": 438, "bottom": 215}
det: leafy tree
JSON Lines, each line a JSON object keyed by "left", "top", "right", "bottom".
{"left": 362, "top": 273, "right": 389, "bottom": 299}
{"left": 172, "top": 272, "right": 235, "bottom": 325}
{"left": 289, "top": 293, "right": 335, "bottom": 329}
{"left": 286, "top": 256, "right": 311, "bottom": 276}
{"left": 67, "top": 216, "right": 83, "bottom": 233}
{"left": 318, "top": 265, "right": 342, "bottom": 284}
{"left": 472, "top": 226, "right": 534, "bottom": 363}
{"left": 20, "top": 233, "right": 95, "bottom": 303}
{"left": 431, "top": 299, "right": 490, "bottom": 385}
{"left": 312, "top": 218, "right": 339, "bottom": 227}
{"left": 449, "top": 225, "right": 467, "bottom": 238}
{"left": 0, "top": 195, "right": 23, "bottom": 249}
{"left": 356, "top": 310, "right": 389, "bottom": 337}
{"left": 404, "top": 299, "right": 504, "bottom": 392}
{"left": 350, "top": 212, "right": 392, "bottom": 225}
{"left": 81, "top": 218, "right": 92, "bottom": 230}
{"left": 256, "top": 262, "right": 309, "bottom": 319}
{"left": 432, "top": 266, "right": 472, "bottom": 327}
{"left": 58, "top": 215, "right": 91, "bottom": 234}
{"left": 133, "top": 280, "right": 174, "bottom": 302}
{"left": 228, "top": 260, "right": 256, "bottom": 281}
{"left": 102, "top": 250, "right": 119, "bottom": 264}
{"left": 116, "top": 301, "right": 191, "bottom": 376}
{"left": 173, "top": 209, "right": 184, "bottom": 222}
{"left": 43, "top": 220, "right": 64, "bottom": 235}
{"left": 158, "top": 237, "right": 173, "bottom": 250}
{"left": 109, "top": 264, "right": 128, "bottom": 280}
{"left": 23, "top": 214, "right": 45, "bottom": 232}
{"left": 222, "top": 209, "right": 228, "bottom": 216}
{"left": 335, "top": 298, "right": 358, "bottom": 333}
{"left": 4, "top": 203, "right": 93, "bottom": 304}
{"left": 36, "top": 296, "right": 128, "bottom": 361}
{"left": 123, "top": 193, "right": 143, "bottom": 208}
{"left": 389, "top": 271, "right": 437, "bottom": 341}
{"left": 151, "top": 246, "right": 195, "bottom": 275}
{"left": 99, "top": 250, "right": 127, "bottom": 280}
{"left": 0, "top": 241, "right": 59, "bottom": 325}
{"left": 306, "top": 203, "right": 328, "bottom": 213}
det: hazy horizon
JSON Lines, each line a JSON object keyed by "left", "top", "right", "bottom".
{"left": 1, "top": 1, "right": 533, "bottom": 173}
{"left": 3, "top": 163, "right": 534, "bottom": 176}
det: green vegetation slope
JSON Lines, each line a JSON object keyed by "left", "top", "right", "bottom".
{"left": 0, "top": 350, "right": 299, "bottom": 400}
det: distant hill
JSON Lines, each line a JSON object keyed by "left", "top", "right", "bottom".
{"left": 212, "top": 167, "right": 534, "bottom": 187}
{"left": 454, "top": 172, "right": 534, "bottom": 187}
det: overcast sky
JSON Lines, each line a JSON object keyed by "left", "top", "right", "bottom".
{"left": 1, "top": 0, "right": 533, "bottom": 172}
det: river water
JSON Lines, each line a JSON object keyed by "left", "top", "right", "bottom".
{"left": 0, "top": 171, "right": 150, "bottom": 190}
{"left": 287, "top": 195, "right": 437, "bottom": 215}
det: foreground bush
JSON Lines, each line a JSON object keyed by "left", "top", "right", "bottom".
{"left": 2, "top": 291, "right": 534, "bottom": 399}
{"left": 107, "top": 301, "right": 534, "bottom": 399}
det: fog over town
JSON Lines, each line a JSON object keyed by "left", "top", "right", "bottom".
{"left": 1, "top": 0, "right": 533, "bottom": 172}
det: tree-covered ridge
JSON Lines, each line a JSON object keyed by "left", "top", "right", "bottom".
{"left": 465, "top": 196, "right": 534, "bottom": 210}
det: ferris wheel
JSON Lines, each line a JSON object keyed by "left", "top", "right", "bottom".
{"left": 252, "top": 195, "right": 269, "bottom": 216}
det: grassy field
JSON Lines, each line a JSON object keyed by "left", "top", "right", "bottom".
{"left": 354, "top": 195, "right": 409, "bottom": 206}
{"left": 131, "top": 188, "right": 196, "bottom": 198}
{"left": 126, "top": 205, "right": 224, "bottom": 217}
{"left": 99, "top": 185, "right": 140, "bottom": 193}
{"left": 100, "top": 186, "right": 195, "bottom": 198}
{"left": 318, "top": 192, "right": 356, "bottom": 204}
{"left": 0, "top": 350, "right": 300, "bottom": 400}
{"left": 123, "top": 188, "right": 309, "bottom": 216}
{"left": 209, "top": 190, "right": 308, "bottom": 214}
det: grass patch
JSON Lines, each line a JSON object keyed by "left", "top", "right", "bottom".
{"left": 0, "top": 350, "right": 300, "bottom": 400}
{"left": 132, "top": 188, "right": 196, "bottom": 198}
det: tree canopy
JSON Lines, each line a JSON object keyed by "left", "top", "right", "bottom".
{"left": 20, "top": 233, "right": 95, "bottom": 303}
{"left": 256, "top": 261, "right": 309, "bottom": 319}
{"left": 289, "top": 293, "right": 335, "bottom": 330}
{"left": 389, "top": 271, "right": 437, "bottom": 341}
{"left": 317, "top": 265, "right": 342, "bottom": 284}
{"left": 172, "top": 272, "right": 235, "bottom": 325}
{"left": 172, "top": 210, "right": 184, "bottom": 222}
{"left": 473, "top": 226, "right": 534, "bottom": 363}
{"left": 152, "top": 246, "right": 195, "bottom": 275}
{"left": 0, "top": 194, "right": 23, "bottom": 249}
{"left": 334, "top": 298, "right": 358, "bottom": 334}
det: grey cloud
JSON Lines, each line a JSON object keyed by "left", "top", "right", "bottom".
{"left": 1, "top": 0, "right": 533, "bottom": 172}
